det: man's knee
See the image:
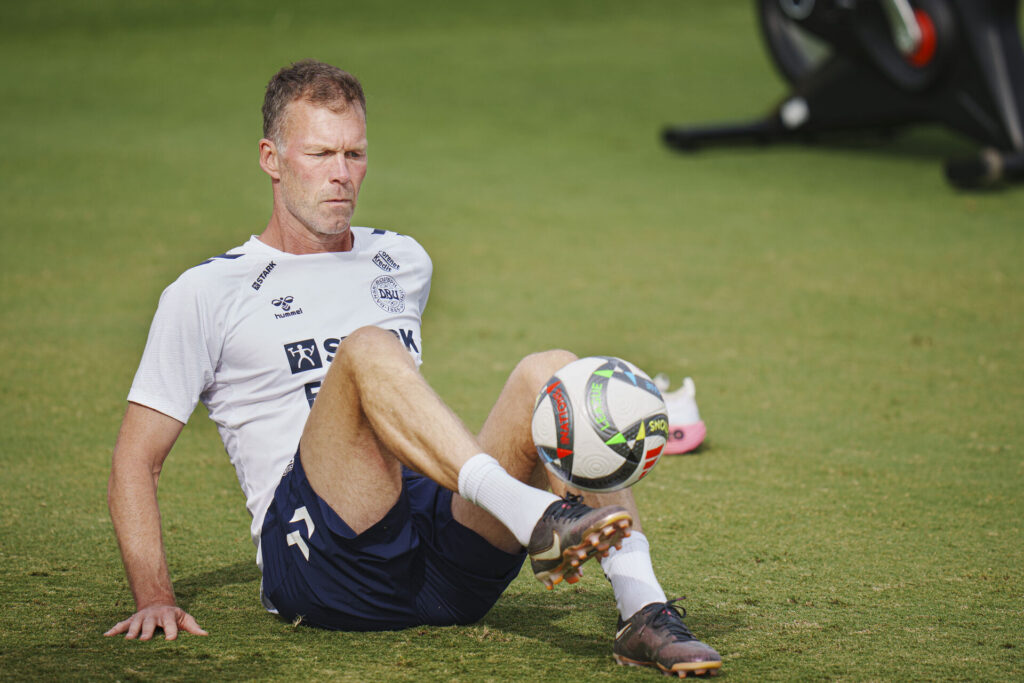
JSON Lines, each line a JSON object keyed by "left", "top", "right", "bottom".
{"left": 334, "top": 326, "right": 414, "bottom": 376}
{"left": 511, "top": 349, "right": 577, "bottom": 395}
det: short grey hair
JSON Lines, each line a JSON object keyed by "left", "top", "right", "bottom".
{"left": 262, "top": 59, "right": 366, "bottom": 144}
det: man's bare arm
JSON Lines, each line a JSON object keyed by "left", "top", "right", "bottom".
{"left": 105, "top": 402, "right": 207, "bottom": 641}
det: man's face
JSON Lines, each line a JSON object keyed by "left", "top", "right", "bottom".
{"left": 268, "top": 99, "right": 368, "bottom": 238}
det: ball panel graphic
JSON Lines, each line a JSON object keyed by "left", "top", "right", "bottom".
{"left": 533, "top": 377, "right": 575, "bottom": 480}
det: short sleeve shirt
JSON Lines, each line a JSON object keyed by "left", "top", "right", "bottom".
{"left": 128, "top": 229, "right": 432, "bottom": 557}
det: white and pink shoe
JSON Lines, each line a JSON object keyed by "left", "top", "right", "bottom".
{"left": 654, "top": 375, "right": 706, "bottom": 455}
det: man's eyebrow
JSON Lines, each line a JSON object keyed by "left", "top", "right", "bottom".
{"left": 304, "top": 140, "right": 367, "bottom": 150}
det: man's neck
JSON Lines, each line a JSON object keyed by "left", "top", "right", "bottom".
{"left": 259, "top": 215, "right": 354, "bottom": 255}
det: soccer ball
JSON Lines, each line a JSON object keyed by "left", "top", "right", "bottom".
{"left": 531, "top": 356, "right": 668, "bottom": 493}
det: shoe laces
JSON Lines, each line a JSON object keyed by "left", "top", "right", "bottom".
{"left": 649, "top": 598, "right": 696, "bottom": 642}
{"left": 549, "top": 493, "right": 588, "bottom": 521}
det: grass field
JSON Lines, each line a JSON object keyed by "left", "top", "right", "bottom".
{"left": 2, "top": 1, "right": 1023, "bottom": 680}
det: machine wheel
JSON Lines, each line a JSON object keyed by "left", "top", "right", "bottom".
{"left": 758, "top": 0, "right": 955, "bottom": 91}
{"left": 758, "top": 0, "right": 832, "bottom": 84}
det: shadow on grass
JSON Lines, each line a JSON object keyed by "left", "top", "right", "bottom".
{"left": 678, "top": 122, "right": 978, "bottom": 164}
{"left": 173, "top": 560, "right": 261, "bottom": 606}
{"left": 91, "top": 561, "right": 260, "bottom": 635}
{"left": 797, "top": 126, "right": 974, "bottom": 160}
{"left": 482, "top": 590, "right": 746, "bottom": 661}
{"left": 484, "top": 600, "right": 611, "bottom": 659}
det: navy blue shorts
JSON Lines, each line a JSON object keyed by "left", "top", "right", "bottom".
{"left": 260, "top": 451, "right": 526, "bottom": 631}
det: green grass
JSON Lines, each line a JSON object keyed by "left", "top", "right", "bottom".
{"left": 2, "top": 1, "right": 1023, "bottom": 680}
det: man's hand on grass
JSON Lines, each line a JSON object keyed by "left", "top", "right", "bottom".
{"left": 104, "top": 604, "right": 208, "bottom": 641}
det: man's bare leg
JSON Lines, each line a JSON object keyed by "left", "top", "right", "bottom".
{"left": 298, "top": 326, "right": 560, "bottom": 542}
{"left": 299, "top": 327, "right": 632, "bottom": 586}
{"left": 302, "top": 327, "right": 654, "bottom": 592}
{"left": 299, "top": 326, "right": 479, "bottom": 533}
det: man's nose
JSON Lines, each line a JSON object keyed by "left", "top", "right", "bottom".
{"left": 329, "top": 155, "right": 352, "bottom": 183}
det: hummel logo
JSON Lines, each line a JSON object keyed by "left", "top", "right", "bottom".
{"left": 272, "top": 295, "right": 303, "bottom": 319}
{"left": 532, "top": 531, "right": 563, "bottom": 562}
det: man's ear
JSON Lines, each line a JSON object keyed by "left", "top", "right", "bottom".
{"left": 258, "top": 138, "right": 281, "bottom": 180}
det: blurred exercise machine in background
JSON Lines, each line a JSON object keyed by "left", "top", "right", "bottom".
{"left": 664, "top": 0, "right": 1024, "bottom": 188}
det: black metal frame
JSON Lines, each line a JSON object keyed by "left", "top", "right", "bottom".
{"left": 663, "top": 0, "right": 1024, "bottom": 188}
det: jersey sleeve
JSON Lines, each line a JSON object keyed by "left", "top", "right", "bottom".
{"left": 417, "top": 249, "right": 433, "bottom": 316}
{"left": 408, "top": 237, "right": 432, "bottom": 364}
{"left": 127, "top": 275, "right": 220, "bottom": 424}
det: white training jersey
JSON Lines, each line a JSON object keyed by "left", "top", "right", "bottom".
{"left": 128, "top": 228, "right": 432, "bottom": 565}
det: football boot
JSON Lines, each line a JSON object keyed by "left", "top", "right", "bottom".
{"left": 613, "top": 599, "right": 721, "bottom": 678}
{"left": 527, "top": 494, "right": 631, "bottom": 589}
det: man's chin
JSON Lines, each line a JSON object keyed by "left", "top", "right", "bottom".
{"left": 308, "top": 220, "right": 352, "bottom": 238}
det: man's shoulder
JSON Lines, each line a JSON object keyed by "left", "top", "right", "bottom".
{"left": 355, "top": 227, "right": 431, "bottom": 266}
{"left": 166, "top": 240, "right": 272, "bottom": 299}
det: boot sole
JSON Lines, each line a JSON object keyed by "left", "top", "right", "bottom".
{"left": 533, "top": 513, "right": 632, "bottom": 589}
{"left": 614, "top": 653, "right": 722, "bottom": 678}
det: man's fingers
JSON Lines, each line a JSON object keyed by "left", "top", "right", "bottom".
{"left": 139, "top": 614, "right": 157, "bottom": 641}
{"left": 163, "top": 615, "right": 179, "bottom": 641}
{"left": 104, "top": 619, "right": 130, "bottom": 637}
{"left": 125, "top": 615, "right": 143, "bottom": 640}
{"left": 107, "top": 606, "right": 206, "bottom": 640}
{"left": 179, "top": 612, "right": 208, "bottom": 636}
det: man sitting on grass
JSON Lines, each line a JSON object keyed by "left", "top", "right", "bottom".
{"left": 105, "top": 59, "right": 721, "bottom": 678}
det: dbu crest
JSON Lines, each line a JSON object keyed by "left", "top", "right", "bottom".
{"left": 371, "top": 275, "right": 405, "bottom": 313}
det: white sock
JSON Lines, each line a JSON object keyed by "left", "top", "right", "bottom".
{"left": 457, "top": 453, "right": 560, "bottom": 547}
{"left": 599, "top": 531, "right": 668, "bottom": 620}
